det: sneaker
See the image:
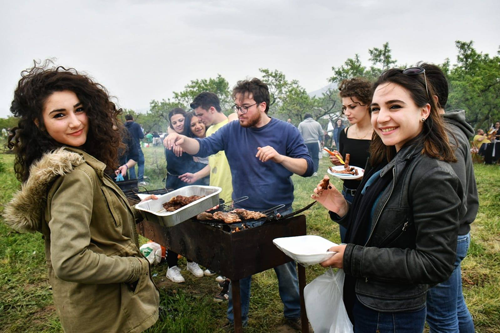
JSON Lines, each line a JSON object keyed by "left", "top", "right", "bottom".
{"left": 284, "top": 317, "right": 301, "bottom": 331}
{"left": 214, "top": 280, "right": 230, "bottom": 302}
{"left": 139, "top": 181, "right": 149, "bottom": 186}
{"left": 214, "top": 290, "right": 229, "bottom": 302}
{"left": 204, "top": 269, "right": 216, "bottom": 276}
{"left": 166, "top": 266, "right": 185, "bottom": 283}
{"left": 312, "top": 172, "right": 318, "bottom": 177}
{"left": 215, "top": 275, "right": 226, "bottom": 283}
{"left": 186, "top": 262, "right": 204, "bottom": 278}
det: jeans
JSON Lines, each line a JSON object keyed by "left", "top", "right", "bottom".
{"left": 339, "top": 187, "right": 355, "bottom": 242}
{"left": 226, "top": 207, "right": 301, "bottom": 324}
{"left": 353, "top": 298, "right": 426, "bottom": 333}
{"left": 129, "top": 149, "right": 145, "bottom": 181}
{"left": 305, "top": 142, "right": 320, "bottom": 172}
{"left": 426, "top": 233, "right": 475, "bottom": 333}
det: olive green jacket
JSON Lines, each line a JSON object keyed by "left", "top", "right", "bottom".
{"left": 3, "top": 148, "right": 159, "bottom": 333}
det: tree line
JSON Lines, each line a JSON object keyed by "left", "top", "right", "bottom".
{"left": 2, "top": 40, "right": 498, "bottom": 134}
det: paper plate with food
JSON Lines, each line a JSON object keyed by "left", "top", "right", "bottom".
{"left": 327, "top": 165, "right": 364, "bottom": 180}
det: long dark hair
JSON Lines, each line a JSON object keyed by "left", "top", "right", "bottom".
{"left": 369, "top": 68, "right": 456, "bottom": 165}
{"left": 184, "top": 112, "right": 206, "bottom": 138}
{"left": 8, "top": 60, "right": 123, "bottom": 182}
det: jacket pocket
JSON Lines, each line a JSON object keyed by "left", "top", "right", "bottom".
{"left": 378, "top": 220, "right": 414, "bottom": 247}
{"left": 101, "top": 187, "right": 122, "bottom": 227}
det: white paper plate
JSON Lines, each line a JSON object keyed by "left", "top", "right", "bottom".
{"left": 273, "top": 235, "right": 337, "bottom": 266}
{"left": 327, "top": 165, "right": 364, "bottom": 180}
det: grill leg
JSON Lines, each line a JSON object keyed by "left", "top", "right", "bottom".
{"left": 298, "top": 264, "right": 309, "bottom": 332}
{"left": 232, "top": 279, "right": 243, "bottom": 332}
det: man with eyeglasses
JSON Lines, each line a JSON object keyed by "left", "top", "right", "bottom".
{"left": 164, "top": 78, "right": 314, "bottom": 330}
{"left": 421, "top": 63, "right": 477, "bottom": 333}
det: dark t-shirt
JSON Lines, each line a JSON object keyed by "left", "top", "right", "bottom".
{"left": 339, "top": 127, "right": 371, "bottom": 189}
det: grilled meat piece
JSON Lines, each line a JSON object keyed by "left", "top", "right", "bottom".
{"left": 344, "top": 153, "right": 350, "bottom": 169}
{"left": 319, "top": 177, "right": 330, "bottom": 190}
{"left": 231, "top": 208, "right": 267, "bottom": 220}
{"left": 196, "top": 212, "right": 214, "bottom": 220}
{"left": 162, "top": 195, "right": 204, "bottom": 211}
{"left": 213, "top": 211, "right": 242, "bottom": 224}
{"left": 329, "top": 166, "right": 358, "bottom": 175}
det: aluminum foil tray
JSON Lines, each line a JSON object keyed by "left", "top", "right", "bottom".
{"left": 135, "top": 185, "right": 221, "bottom": 227}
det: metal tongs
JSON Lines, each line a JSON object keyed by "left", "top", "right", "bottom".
{"left": 220, "top": 196, "right": 249, "bottom": 211}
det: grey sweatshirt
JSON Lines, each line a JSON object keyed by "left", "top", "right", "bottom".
{"left": 444, "top": 110, "right": 478, "bottom": 235}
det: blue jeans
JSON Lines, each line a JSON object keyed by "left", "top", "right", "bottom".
{"left": 426, "top": 233, "right": 475, "bottom": 332}
{"left": 339, "top": 187, "right": 355, "bottom": 242}
{"left": 354, "top": 298, "right": 426, "bottom": 333}
{"left": 129, "top": 149, "right": 145, "bottom": 181}
{"left": 305, "top": 142, "right": 320, "bottom": 172}
{"left": 227, "top": 208, "right": 301, "bottom": 324}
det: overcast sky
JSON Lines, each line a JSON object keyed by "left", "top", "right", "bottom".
{"left": 0, "top": 0, "right": 498, "bottom": 118}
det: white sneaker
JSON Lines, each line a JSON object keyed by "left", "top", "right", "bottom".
{"left": 186, "top": 262, "right": 204, "bottom": 278}
{"left": 204, "top": 269, "right": 216, "bottom": 276}
{"left": 215, "top": 275, "right": 226, "bottom": 283}
{"left": 166, "top": 266, "right": 185, "bottom": 283}
{"left": 312, "top": 172, "right": 318, "bottom": 177}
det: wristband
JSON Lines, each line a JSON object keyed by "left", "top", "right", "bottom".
{"left": 124, "top": 164, "right": 129, "bottom": 169}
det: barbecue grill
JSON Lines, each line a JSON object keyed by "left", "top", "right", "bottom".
{"left": 127, "top": 189, "right": 310, "bottom": 332}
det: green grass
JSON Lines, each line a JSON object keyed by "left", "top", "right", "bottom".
{"left": 1, "top": 148, "right": 500, "bottom": 332}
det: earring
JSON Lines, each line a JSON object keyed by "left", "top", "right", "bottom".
{"left": 421, "top": 117, "right": 426, "bottom": 123}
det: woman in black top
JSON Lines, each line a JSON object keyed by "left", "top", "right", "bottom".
{"left": 331, "top": 78, "right": 373, "bottom": 241}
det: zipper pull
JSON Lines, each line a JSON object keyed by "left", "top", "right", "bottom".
{"left": 402, "top": 221, "right": 409, "bottom": 231}
{"left": 365, "top": 277, "right": 368, "bottom": 283}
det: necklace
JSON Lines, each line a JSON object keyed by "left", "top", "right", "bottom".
{"left": 351, "top": 127, "right": 372, "bottom": 139}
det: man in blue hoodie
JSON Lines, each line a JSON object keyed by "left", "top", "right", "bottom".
{"left": 125, "top": 114, "right": 147, "bottom": 185}
{"left": 164, "top": 78, "right": 314, "bottom": 330}
{"left": 422, "top": 63, "right": 477, "bottom": 333}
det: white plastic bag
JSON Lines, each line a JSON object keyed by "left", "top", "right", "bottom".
{"left": 140, "top": 242, "right": 162, "bottom": 265}
{"left": 304, "top": 268, "right": 353, "bottom": 333}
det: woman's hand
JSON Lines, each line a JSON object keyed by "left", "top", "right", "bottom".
{"left": 329, "top": 150, "right": 343, "bottom": 166}
{"left": 311, "top": 176, "right": 348, "bottom": 217}
{"left": 320, "top": 244, "right": 346, "bottom": 268}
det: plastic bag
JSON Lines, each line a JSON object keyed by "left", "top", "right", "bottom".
{"left": 304, "top": 268, "right": 353, "bottom": 333}
{"left": 140, "top": 242, "right": 162, "bottom": 265}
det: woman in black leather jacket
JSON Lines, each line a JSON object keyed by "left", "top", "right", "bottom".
{"left": 312, "top": 68, "right": 463, "bottom": 332}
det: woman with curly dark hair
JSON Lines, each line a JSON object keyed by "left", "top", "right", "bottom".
{"left": 3, "top": 61, "right": 159, "bottom": 333}
{"left": 330, "top": 77, "right": 373, "bottom": 242}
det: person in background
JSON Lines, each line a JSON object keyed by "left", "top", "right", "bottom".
{"left": 145, "top": 131, "right": 153, "bottom": 145}
{"left": 115, "top": 126, "right": 139, "bottom": 181}
{"left": 298, "top": 113, "right": 324, "bottom": 176}
{"left": 3, "top": 61, "right": 159, "bottom": 332}
{"left": 332, "top": 118, "right": 345, "bottom": 148}
{"left": 164, "top": 78, "right": 314, "bottom": 330}
{"left": 164, "top": 108, "right": 206, "bottom": 283}
{"left": 183, "top": 92, "right": 235, "bottom": 298}
{"left": 484, "top": 121, "right": 500, "bottom": 164}
{"left": 422, "top": 63, "right": 477, "bottom": 333}
{"left": 313, "top": 67, "right": 463, "bottom": 332}
{"left": 125, "top": 114, "right": 147, "bottom": 185}
{"left": 330, "top": 78, "right": 373, "bottom": 242}
{"left": 152, "top": 131, "right": 160, "bottom": 146}
{"left": 473, "top": 129, "right": 490, "bottom": 156}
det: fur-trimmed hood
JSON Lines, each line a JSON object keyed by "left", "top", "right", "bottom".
{"left": 3, "top": 148, "right": 85, "bottom": 233}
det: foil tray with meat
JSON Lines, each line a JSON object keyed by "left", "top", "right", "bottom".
{"left": 134, "top": 185, "right": 222, "bottom": 227}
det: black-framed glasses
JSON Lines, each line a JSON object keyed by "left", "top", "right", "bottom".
{"left": 233, "top": 102, "right": 257, "bottom": 114}
{"left": 402, "top": 67, "right": 429, "bottom": 99}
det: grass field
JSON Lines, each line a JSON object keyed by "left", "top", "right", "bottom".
{"left": 1, "top": 144, "right": 499, "bottom": 332}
